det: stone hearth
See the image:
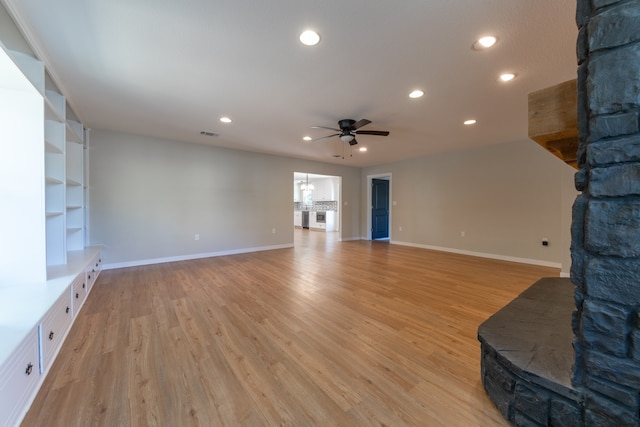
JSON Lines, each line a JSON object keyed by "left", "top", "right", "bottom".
{"left": 480, "top": 1, "right": 640, "bottom": 425}
{"left": 479, "top": 278, "right": 582, "bottom": 425}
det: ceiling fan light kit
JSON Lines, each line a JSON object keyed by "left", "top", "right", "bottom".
{"left": 312, "top": 118, "right": 389, "bottom": 148}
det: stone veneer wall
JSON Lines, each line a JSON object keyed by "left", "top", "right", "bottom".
{"left": 572, "top": 0, "right": 640, "bottom": 425}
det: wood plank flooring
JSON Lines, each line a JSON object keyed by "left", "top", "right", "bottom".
{"left": 22, "top": 230, "right": 560, "bottom": 426}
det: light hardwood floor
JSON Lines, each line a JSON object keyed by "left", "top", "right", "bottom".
{"left": 22, "top": 230, "right": 560, "bottom": 426}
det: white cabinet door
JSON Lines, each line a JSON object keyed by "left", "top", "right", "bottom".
{"left": 71, "top": 273, "right": 87, "bottom": 317}
{"left": 39, "top": 287, "right": 73, "bottom": 373}
{"left": 294, "top": 211, "right": 302, "bottom": 227}
{"left": 311, "top": 180, "right": 324, "bottom": 201}
{"left": 326, "top": 211, "right": 336, "bottom": 232}
{"left": 86, "top": 252, "right": 102, "bottom": 292}
{"left": 0, "top": 326, "right": 40, "bottom": 427}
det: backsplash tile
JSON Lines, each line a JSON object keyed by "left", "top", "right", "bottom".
{"left": 294, "top": 201, "right": 338, "bottom": 211}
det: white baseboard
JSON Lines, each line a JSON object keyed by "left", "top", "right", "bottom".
{"left": 339, "top": 236, "right": 363, "bottom": 242}
{"left": 103, "top": 243, "right": 294, "bottom": 270}
{"left": 390, "top": 240, "right": 563, "bottom": 270}
{"left": 560, "top": 272, "right": 571, "bottom": 278}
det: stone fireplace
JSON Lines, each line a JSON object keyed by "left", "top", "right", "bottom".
{"left": 479, "top": 1, "right": 640, "bottom": 425}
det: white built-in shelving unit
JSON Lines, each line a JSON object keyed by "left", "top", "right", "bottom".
{"left": 0, "top": 43, "right": 100, "bottom": 427}
{"left": 66, "top": 119, "right": 85, "bottom": 251}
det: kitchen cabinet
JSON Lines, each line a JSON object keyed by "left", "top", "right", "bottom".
{"left": 293, "top": 181, "right": 300, "bottom": 202}
{"left": 293, "top": 211, "right": 302, "bottom": 228}
{"left": 311, "top": 180, "right": 328, "bottom": 201}
{"left": 309, "top": 212, "right": 326, "bottom": 230}
{"left": 325, "top": 211, "right": 337, "bottom": 232}
{"left": 311, "top": 178, "right": 337, "bottom": 201}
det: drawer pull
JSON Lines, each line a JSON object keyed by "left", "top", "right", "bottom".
{"left": 76, "top": 293, "right": 79, "bottom": 299}
{"left": 66, "top": 306, "right": 70, "bottom": 314}
{"left": 88, "top": 275, "right": 91, "bottom": 280}
{"left": 82, "top": 283, "right": 85, "bottom": 289}
{"left": 95, "top": 263, "right": 99, "bottom": 267}
{"left": 25, "top": 363, "right": 33, "bottom": 375}
{"left": 49, "top": 331, "right": 54, "bottom": 340}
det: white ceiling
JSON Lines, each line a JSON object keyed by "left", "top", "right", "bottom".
{"left": 4, "top": 0, "right": 578, "bottom": 168}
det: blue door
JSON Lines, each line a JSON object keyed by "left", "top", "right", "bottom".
{"left": 371, "top": 178, "right": 389, "bottom": 239}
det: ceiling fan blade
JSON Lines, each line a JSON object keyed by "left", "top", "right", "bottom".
{"left": 312, "top": 133, "right": 340, "bottom": 142}
{"left": 355, "top": 130, "right": 390, "bottom": 136}
{"left": 312, "top": 125, "right": 341, "bottom": 132}
{"left": 348, "top": 137, "right": 358, "bottom": 146}
{"left": 351, "top": 119, "right": 371, "bottom": 130}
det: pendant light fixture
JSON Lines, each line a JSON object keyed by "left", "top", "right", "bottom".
{"left": 300, "top": 174, "right": 314, "bottom": 191}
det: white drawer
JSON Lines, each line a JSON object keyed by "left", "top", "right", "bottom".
{"left": 71, "top": 273, "right": 87, "bottom": 317}
{"left": 0, "top": 326, "right": 40, "bottom": 427}
{"left": 39, "top": 287, "right": 73, "bottom": 373}
{"left": 86, "top": 251, "right": 102, "bottom": 292}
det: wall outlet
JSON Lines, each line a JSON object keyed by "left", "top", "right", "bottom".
{"left": 542, "top": 238, "right": 549, "bottom": 246}
{"left": 461, "top": 231, "right": 465, "bottom": 237}
{"left": 194, "top": 233, "right": 200, "bottom": 241}
{"left": 272, "top": 228, "right": 276, "bottom": 234}
{"left": 399, "top": 226, "right": 403, "bottom": 232}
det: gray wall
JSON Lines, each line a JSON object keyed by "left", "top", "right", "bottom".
{"left": 88, "top": 129, "right": 362, "bottom": 267}
{"left": 90, "top": 129, "right": 577, "bottom": 273}
{"left": 362, "top": 139, "right": 577, "bottom": 274}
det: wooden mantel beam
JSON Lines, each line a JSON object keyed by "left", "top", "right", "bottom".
{"left": 528, "top": 79, "right": 579, "bottom": 169}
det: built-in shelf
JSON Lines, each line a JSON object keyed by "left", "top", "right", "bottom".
{"left": 44, "top": 140, "right": 63, "bottom": 154}
{"left": 66, "top": 227, "right": 82, "bottom": 233}
{"left": 66, "top": 178, "right": 82, "bottom": 187}
{"left": 6, "top": 50, "right": 45, "bottom": 96}
{"left": 45, "top": 176, "right": 63, "bottom": 184}
{"left": 44, "top": 89, "right": 65, "bottom": 123}
{"left": 66, "top": 120, "right": 83, "bottom": 144}
{"left": 45, "top": 211, "right": 64, "bottom": 218}
{"left": 66, "top": 205, "right": 82, "bottom": 210}
{"left": 45, "top": 120, "right": 64, "bottom": 152}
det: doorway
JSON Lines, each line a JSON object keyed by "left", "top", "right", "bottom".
{"left": 293, "top": 172, "right": 341, "bottom": 244}
{"left": 367, "top": 173, "right": 391, "bottom": 240}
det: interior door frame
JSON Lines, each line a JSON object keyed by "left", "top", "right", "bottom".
{"left": 366, "top": 173, "right": 392, "bottom": 240}
{"left": 293, "top": 172, "right": 343, "bottom": 242}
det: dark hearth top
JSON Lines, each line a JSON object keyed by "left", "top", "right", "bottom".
{"left": 479, "top": 277, "right": 576, "bottom": 395}
{"left": 478, "top": 278, "right": 583, "bottom": 425}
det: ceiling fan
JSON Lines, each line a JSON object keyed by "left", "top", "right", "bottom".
{"left": 312, "top": 119, "right": 389, "bottom": 146}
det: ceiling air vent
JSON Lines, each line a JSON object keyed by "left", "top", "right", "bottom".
{"left": 199, "top": 131, "right": 219, "bottom": 137}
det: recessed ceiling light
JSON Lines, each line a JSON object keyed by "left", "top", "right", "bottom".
{"left": 464, "top": 119, "right": 477, "bottom": 125}
{"left": 303, "top": 136, "right": 312, "bottom": 141}
{"left": 499, "top": 73, "right": 516, "bottom": 82}
{"left": 359, "top": 147, "right": 367, "bottom": 152}
{"left": 409, "top": 90, "right": 424, "bottom": 99}
{"left": 299, "top": 30, "right": 320, "bottom": 46}
{"left": 473, "top": 36, "right": 497, "bottom": 51}
{"left": 220, "top": 116, "right": 232, "bottom": 123}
